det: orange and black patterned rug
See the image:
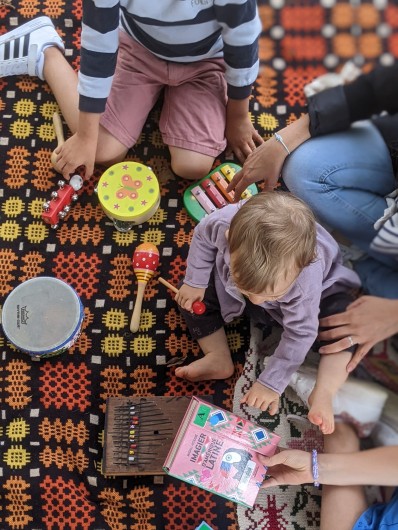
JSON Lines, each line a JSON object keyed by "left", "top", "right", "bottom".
{"left": 1, "top": 1, "right": 397, "bottom": 529}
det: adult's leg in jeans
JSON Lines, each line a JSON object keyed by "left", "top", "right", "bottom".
{"left": 353, "top": 256, "right": 398, "bottom": 298}
{"left": 282, "top": 121, "right": 395, "bottom": 259}
{"left": 282, "top": 120, "right": 398, "bottom": 297}
{"left": 321, "top": 423, "right": 367, "bottom": 530}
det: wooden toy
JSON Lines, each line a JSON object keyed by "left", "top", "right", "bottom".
{"left": 130, "top": 243, "right": 160, "bottom": 333}
{"left": 42, "top": 176, "right": 83, "bottom": 229}
{"left": 158, "top": 277, "right": 206, "bottom": 315}
{"left": 1, "top": 277, "right": 84, "bottom": 360}
{"left": 183, "top": 163, "right": 258, "bottom": 223}
{"left": 50, "top": 111, "right": 65, "bottom": 171}
{"left": 96, "top": 161, "right": 160, "bottom": 232}
{"left": 102, "top": 396, "right": 198, "bottom": 475}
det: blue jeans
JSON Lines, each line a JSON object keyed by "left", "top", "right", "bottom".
{"left": 283, "top": 120, "right": 398, "bottom": 299}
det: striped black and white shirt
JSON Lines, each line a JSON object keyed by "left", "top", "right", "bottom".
{"left": 371, "top": 190, "right": 398, "bottom": 257}
{"left": 79, "top": 0, "right": 262, "bottom": 113}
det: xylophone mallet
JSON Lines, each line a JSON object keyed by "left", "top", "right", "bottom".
{"left": 51, "top": 112, "right": 65, "bottom": 172}
{"left": 158, "top": 277, "right": 206, "bottom": 315}
{"left": 130, "top": 243, "right": 160, "bottom": 332}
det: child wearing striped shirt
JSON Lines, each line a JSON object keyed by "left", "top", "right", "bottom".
{"left": 0, "top": 2, "right": 263, "bottom": 181}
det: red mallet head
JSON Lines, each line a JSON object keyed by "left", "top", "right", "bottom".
{"left": 132, "top": 243, "right": 160, "bottom": 284}
{"left": 192, "top": 300, "right": 206, "bottom": 315}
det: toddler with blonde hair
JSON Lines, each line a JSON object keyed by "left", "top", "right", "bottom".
{"left": 175, "top": 191, "right": 361, "bottom": 434}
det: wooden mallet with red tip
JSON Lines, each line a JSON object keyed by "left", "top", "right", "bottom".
{"left": 158, "top": 277, "right": 206, "bottom": 315}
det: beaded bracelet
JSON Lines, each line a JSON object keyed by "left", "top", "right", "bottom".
{"left": 312, "top": 449, "right": 320, "bottom": 487}
{"left": 274, "top": 132, "right": 291, "bottom": 155}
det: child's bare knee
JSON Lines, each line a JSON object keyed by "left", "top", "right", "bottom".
{"left": 95, "top": 150, "right": 128, "bottom": 168}
{"left": 170, "top": 150, "right": 214, "bottom": 181}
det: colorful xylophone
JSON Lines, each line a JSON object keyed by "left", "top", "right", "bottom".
{"left": 183, "top": 163, "right": 258, "bottom": 223}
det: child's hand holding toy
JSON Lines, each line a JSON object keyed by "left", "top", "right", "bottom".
{"left": 175, "top": 284, "right": 206, "bottom": 314}
{"left": 241, "top": 382, "right": 280, "bottom": 414}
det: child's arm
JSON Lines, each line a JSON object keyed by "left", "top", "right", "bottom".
{"left": 258, "top": 268, "right": 325, "bottom": 396}
{"left": 226, "top": 98, "right": 263, "bottom": 163}
{"left": 56, "top": 0, "right": 120, "bottom": 180}
{"left": 184, "top": 204, "right": 239, "bottom": 289}
{"left": 215, "top": 1, "right": 263, "bottom": 162}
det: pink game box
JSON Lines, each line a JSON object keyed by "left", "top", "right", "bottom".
{"left": 163, "top": 397, "right": 281, "bottom": 507}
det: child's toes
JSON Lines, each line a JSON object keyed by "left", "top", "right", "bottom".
{"left": 308, "top": 411, "right": 323, "bottom": 427}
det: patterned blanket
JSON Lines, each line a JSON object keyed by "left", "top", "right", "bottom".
{"left": 1, "top": 1, "right": 397, "bottom": 529}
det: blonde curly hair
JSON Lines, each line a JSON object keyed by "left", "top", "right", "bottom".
{"left": 228, "top": 191, "right": 317, "bottom": 294}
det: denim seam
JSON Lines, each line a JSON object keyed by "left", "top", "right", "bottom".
{"left": 318, "top": 163, "right": 389, "bottom": 225}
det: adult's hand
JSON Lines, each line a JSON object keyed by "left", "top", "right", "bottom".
{"left": 227, "top": 114, "right": 311, "bottom": 199}
{"left": 319, "top": 296, "right": 398, "bottom": 372}
{"left": 260, "top": 450, "right": 313, "bottom": 488}
{"left": 227, "top": 139, "right": 286, "bottom": 199}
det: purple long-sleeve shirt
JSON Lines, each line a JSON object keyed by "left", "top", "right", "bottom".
{"left": 184, "top": 203, "right": 361, "bottom": 395}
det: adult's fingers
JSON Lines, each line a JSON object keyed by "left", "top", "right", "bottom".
{"left": 319, "top": 312, "right": 351, "bottom": 328}
{"left": 261, "top": 476, "right": 280, "bottom": 488}
{"left": 346, "top": 296, "right": 367, "bottom": 310}
{"left": 318, "top": 325, "right": 350, "bottom": 342}
{"left": 319, "top": 337, "right": 352, "bottom": 354}
{"left": 346, "top": 344, "right": 372, "bottom": 372}
{"left": 226, "top": 168, "right": 244, "bottom": 192}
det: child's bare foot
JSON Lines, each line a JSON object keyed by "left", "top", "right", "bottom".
{"left": 308, "top": 386, "right": 335, "bottom": 434}
{"left": 175, "top": 351, "right": 234, "bottom": 382}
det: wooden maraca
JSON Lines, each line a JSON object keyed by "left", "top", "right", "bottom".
{"left": 130, "top": 243, "right": 160, "bottom": 333}
{"left": 158, "top": 277, "right": 206, "bottom": 315}
{"left": 51, "top": 112, "right": 65, "bottom": 172}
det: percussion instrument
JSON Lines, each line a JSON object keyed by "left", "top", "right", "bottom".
{"left": 183, "top": 163, "right": 258, "bottom": 223}
{"left": 96, "top": 161, "right": 160, "bottom": 232}
{"left": 42, "top": 176, "right": 83, "bottom": 229}
{"left": 1, "top": 277, "right": 84, "bottom": 360}
{"left": 130, "top": 243, "right": 160, "bottom": 332}
{"left": 103, "top": 396, "right": 201, "bottom": 476}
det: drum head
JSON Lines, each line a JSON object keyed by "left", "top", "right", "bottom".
{"left": 2, "top": 277, "right": 83, "bottom": 356}
{"left": 97, "top": 161, "right": 160, "bottom": 222}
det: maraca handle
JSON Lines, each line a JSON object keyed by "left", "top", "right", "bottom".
{"left": 130, "top": 282, "right": 147, "bottom": 333}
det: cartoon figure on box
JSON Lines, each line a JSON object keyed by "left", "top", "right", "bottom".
{"left": 220, "top": 448, "right": 252, "bottom": 481}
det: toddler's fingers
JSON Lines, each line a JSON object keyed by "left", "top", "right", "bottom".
{"left": 268, "top": 400, "right": 279, "bottom": 415}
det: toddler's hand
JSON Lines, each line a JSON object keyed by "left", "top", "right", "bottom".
{"left": 241, "top": 382, "right": 280, "bottom": 414}
{"left": 175, "top": 284, "right": 206, "bottom": 313}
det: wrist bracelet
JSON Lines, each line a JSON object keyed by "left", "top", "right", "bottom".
{"left": 312, "top": 449, "right": 320, "bottom": 487}
{"left": 274, "top": 132, "right": 291, "bottom": 155}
